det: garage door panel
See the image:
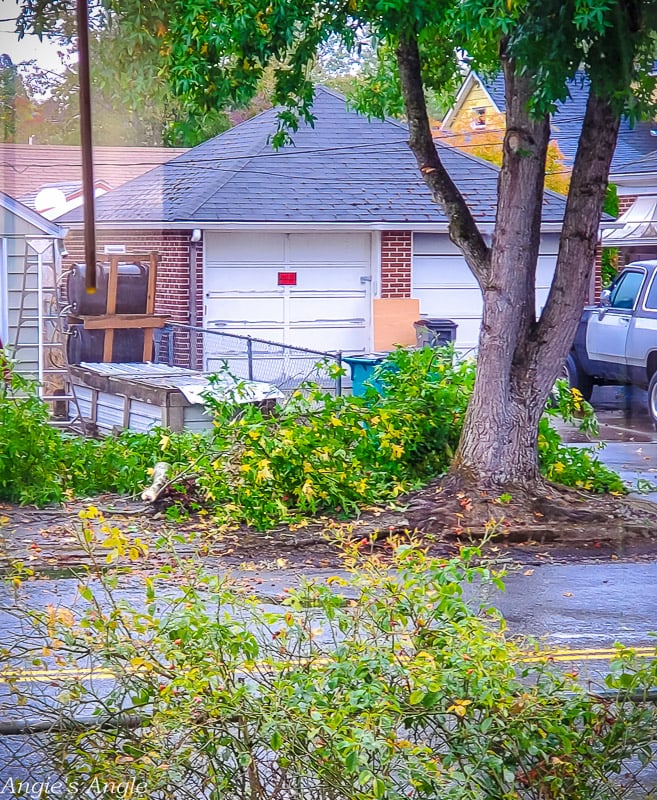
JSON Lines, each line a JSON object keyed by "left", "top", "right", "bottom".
{"left": 206, "top": 232, "right": 286, "bottom": 262}
{"left": 536, "top": 255, "right": 557, "bottom": 289}
{"left": 285, "top": 325, "right": 368, "bottom": 354}
{"left": 413, "top": 255, "right": 480, "bottom": 288}
{"left": 288, "top": 233, "right": 370, "bottom": 262}
{"left": 414, "top": 233, "right": 462, "bottom": 256}
{"left": 206, "top": 296, "right": 285, "bottom": 325}
{"left": 414, "top": 287, "right": 483, "bottom": 314}
{"left": 290, "top": 293, "right": 367, "bottom": 323}
{"left": 286, "top": 267, "right": 369, "bottom": 291}
{"left": 205, "top": 268, "right": 286, "bottom": 292}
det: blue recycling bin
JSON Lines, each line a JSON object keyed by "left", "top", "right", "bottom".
{"left": 343, "top": 354, "right": 389, "bottom": 396}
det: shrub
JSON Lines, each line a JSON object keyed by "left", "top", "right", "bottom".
{"left": 0, "top": 348, "right": 625, "bottom": 518}
{"left": 541, "top": 380, "right": 625, "bottom": 494}
{"left": 10, "top": 534, "right": 657, "bottom": 799}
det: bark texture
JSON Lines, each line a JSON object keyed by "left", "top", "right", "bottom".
{"left": 396, "top": 32, "right": 621, "bottom": 490}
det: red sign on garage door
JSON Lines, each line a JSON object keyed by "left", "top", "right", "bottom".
{"left": 278, "top": 272, "right": 297, "bottom": 286}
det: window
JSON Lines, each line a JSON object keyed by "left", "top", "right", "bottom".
{"left": 644, "top": 271, "right": 657, "bottom": 310}
{"left": 471, "top": 107, "right": 487, "bottom": 129}
{"left": 608, "top": 269, "right": 645, "bottom": 310}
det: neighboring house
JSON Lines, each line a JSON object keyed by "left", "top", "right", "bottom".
{"left": 18, "top": 180, "right": 113, "bottom": 220}
{"left": 442, "top": 70, "right": 657, "bottom": 171}
{"left": 0, "top": 190, "right": 67, "bottom": 378}
{"left": 0, "top": 144, "right": 187, "bottom": 203}
{"left": 58, "top": 87, "right": 570, "bottom": 360}
{"left": 445, "top": 70, "right": 657, "bottom": 282}
{"left": 600, "top": 150, "right": 657, "bottom": 260}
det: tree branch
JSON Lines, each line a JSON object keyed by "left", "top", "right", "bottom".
{"left": 396, "top": 34, "right": 491, "bottom": 287}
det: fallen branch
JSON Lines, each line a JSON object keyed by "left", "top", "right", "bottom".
{"left": 141, "top": 461, "right": 171, "bottom": 502}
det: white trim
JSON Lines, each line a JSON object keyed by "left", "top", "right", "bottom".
{"left": 68, "top": 220, "right": 565, "bottom": 234}
{"left": 0, "top": 191, "right": 66, "bottom": 238}
{"left": 0, "top": 238, "right": 7, "bottom": 345}
{"left": 609, "top": 173, "right": 657, "bottom": 190}
{"left": 369, "top": 230, "right": 381, "bottom": 353}
{"left": 371, "top": 230, "right": 382, "bottom": 300}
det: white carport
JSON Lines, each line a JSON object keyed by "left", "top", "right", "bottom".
{"left": 601, "top": 196, "right": 657, "bottom": 252}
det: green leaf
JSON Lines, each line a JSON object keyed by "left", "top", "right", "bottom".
{"left": 409, "top": 689, "right": 425, "bottom": 705}
{"left": 78, "top": 584, "right": 94, "bottom": 602}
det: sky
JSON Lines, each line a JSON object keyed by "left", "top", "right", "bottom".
{"left": 0, "top": 2, "right": 65, "bottom": 74}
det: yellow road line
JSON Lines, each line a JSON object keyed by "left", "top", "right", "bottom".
{"left": 0, "top": 647, "right": 655, "bottom": 684}
{"left": 523, "top": 646, "right": 657, "bottom": 663}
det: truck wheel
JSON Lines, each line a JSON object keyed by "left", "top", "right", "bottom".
{"left": 648, "top": 372, "right": 657, "bottom": 429}
{"left": 563, "top": 354, "right": 593, "bottom": 402}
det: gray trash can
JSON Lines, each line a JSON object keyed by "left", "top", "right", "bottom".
{"left": 414, "top": 318, "right": 458, "bottom": 348}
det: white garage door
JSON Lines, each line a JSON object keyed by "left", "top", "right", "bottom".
{"left": 412, "top": 233, "right": 559, "bottom": 353}
{"left": 204, "top": 232, "right": 372, "bottom": 369}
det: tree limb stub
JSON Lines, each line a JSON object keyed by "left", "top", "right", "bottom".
{"left": 396, "top": 34, "right": 491, "bottom": 287}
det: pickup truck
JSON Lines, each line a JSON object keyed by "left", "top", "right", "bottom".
{"left": 566, "top": 259, "right": 657, "bottom": 425}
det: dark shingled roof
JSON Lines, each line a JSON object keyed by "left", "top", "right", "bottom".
{"left": 484, "top": 72, "right": 657, "bottom": 174}
{"left": 59, "top": 87, "right": 568, "bottom": 226}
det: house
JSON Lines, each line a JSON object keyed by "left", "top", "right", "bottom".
{"left": 600, "top": 149, "right": 657, "bottom": 260}
{"left": 0, "top": 144, "right": 186, "bottom": 382}
{"left": 441, "top": 70, "right": 657, "bottom": 171}
{"left": 444, "top": 69, "right": 657, "bottom": 282}
{"left": 0, "top": 190, "right": 67, "bottom": 380}
{"left": 57, "top": 87, "right": 570, "bottom": 361}
{"left": 0, "top": 144, "right": 187, "bottom": 221}
{"left": 18, "top": 180, "right": 113, "bottom": 220}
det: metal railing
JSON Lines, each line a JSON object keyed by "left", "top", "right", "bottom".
{"left": 154, "top": 322, "right": 344, "bottom": 395}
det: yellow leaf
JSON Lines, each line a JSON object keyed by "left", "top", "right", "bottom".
{"left": 56, "top": 608, "right": 75, "bottom": 627}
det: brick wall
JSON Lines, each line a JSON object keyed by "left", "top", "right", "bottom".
{"left": 380, "top": 231, "right": 412, "bottom": 298}
{"left": 593, "top": 246, "right": 603, "bottom": 302}
{"left": 63, "top": 228, "right": 197, "bottom": 366}
{"left": 617, "top": 194, "right": 637, "bottom": 215}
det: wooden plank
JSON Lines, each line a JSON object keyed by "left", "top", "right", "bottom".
{"left": 146, "top": 253, "right": 158, "bottom": 315}
{"left": 82, "top": 314, "right": 168, "bottom": 330}
{"left": 143, "top": 252, "right": 158, "bottom": 361}
{"left": 373, "top": 298, "right": 420, "bottom": 350}
{"left": 103, "top": 255, "right": 120, "bottom": 361}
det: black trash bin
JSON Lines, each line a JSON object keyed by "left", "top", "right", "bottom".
{"left": 414, "top": 318, "right": 458, "bottom": 348}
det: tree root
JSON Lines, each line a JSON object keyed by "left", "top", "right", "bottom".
{"left": 347, "top": 478, "right": 657, "bottom": 546}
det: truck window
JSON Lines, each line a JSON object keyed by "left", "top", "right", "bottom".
{"left": 608, "top": 270, "right": 645, "bottom": 310}
{"left": 644, "top": 271, "right": 657, "bottom": 310}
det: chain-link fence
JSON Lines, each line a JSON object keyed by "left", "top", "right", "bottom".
{"left": 154, "top": 323, "right": 345, "bottom": 394}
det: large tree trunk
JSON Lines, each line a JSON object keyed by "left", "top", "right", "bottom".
{"left": 397, "top": 34, "right": 621, "bottom": 491}
{"left": 452, "top": 59, "right": 550, "bottom": 487}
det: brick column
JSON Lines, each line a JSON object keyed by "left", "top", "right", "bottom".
{"left": 617, "top": 194, "right": 637, "bottom": 215}
{"left": 380, "top": 231, "right": 412, "bottom": 298}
